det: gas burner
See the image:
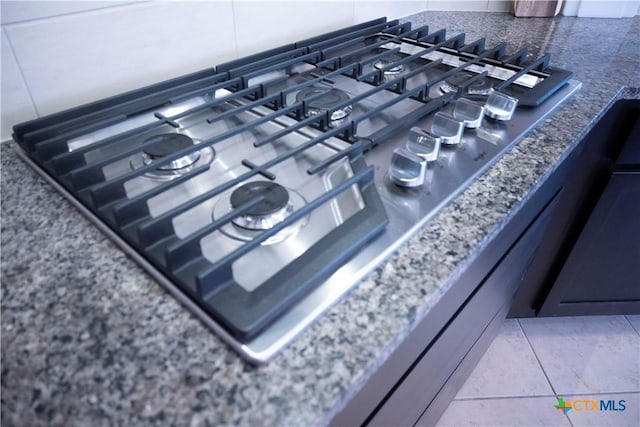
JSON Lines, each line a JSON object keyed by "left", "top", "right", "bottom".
{"left": 213, "top": 182, "right": 308, "bottom": 244}
{"left": 130, "top": 133, "right": 214, "bottom": 180}
{"left": 440, "top": 72, "right": 494, "bottom": 96}
{"left": 373, "top": 53, "right": 405, "bottom": 75}
{"left": 295, "top": 87, "right": 353, "bottom": 121}
{"left": 230, "top": 182, "right": 293, "bottom": 230}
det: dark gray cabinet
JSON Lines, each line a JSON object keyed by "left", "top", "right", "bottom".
{"left": 510, "top": 99, "right": 640, "bottom": 318}
{"left": 538, "top": 155, "right": 640, "bottom": 313}
{"left": 332, "top": 99, "right": 639, "bottom": 427}
{"left": 539, "top": 173, "right": 640, "bottom": 315}
{"left": 373, "top": 191, "right": 559, "bottom": 427}
{"left": 331, "top": 162, "right": 565, "bottom": 427}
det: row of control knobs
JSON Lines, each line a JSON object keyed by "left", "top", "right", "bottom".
{"left": 389, "top": 92, "right": 519, "bottom": 188}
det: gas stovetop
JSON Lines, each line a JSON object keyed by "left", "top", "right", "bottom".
{"left": 13, "top": 17, "right": 581, "bottom": 363}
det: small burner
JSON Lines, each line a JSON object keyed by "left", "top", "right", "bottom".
{"left": 142, "top": 133, "right": 200, "bottom": 170}
{"left": 440, "top": 72, "right": 494, "bottom": 96}
{"left": 373, "top": 54, "right": 405, "bottom": 75}
{"left": 295, "top": 87, "right": 353, "bottom": 121}
{"left": 230, "top": 182, "right": 294, "bottom": 231}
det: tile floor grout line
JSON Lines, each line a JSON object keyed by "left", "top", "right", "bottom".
{"left": 557, "top": 390, "right": 640, "bottom": 397}
{"left": 565, "top": 410, "right": 575, "bottom": 427}
{"left": 517, "top": 319, "right": 576, "bottom": 427}
{"left": 453, "top": 393, "right": 558, "bottom": 402}
{"left": 623, "top": 315, "right": 640, "bottom": 336}
{"left": 516, "top": 319, "right": 560, "bottom": 397}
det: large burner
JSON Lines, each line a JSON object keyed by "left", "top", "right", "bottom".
{"left": 295, "top": 87, "right": 353, "bottom": 121}
{"left": 230, "top": 182, "right": 294, "bottom": 231}
{"left": 440, "top": 72, "right": 494, "bottom": 96}
{"left": 131, "top": 133, "right": 214, "bottom": 180}
{"left": 214, "top": 182, "right": 307, "bottom": 244}
{"left": 142, "top": 133, "right": 200, "bottom": 170}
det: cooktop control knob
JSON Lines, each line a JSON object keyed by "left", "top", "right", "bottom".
{"left": 406, "top": 126, "right": 441, "bottom": 162}
{"left": 431, "top": 112, "right": 464, "bottom": 145}
{"left": 484, "top": 92, "right": 518, "bottom": 121}
{"left": 453, "top": 98, "right": 484, "bottom": 129}
{"left": 389, "top": 147, "right": 427, "bottom": 188}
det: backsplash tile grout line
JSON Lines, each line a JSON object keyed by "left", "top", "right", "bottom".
{"left": 0, "top": 1, "right": 150, "bottom": 26}
{"left": 2, "top": 26, "right": 39, "bottom": 119}
{"left": 230, "top": 0, "right": 240, "bottom": 63}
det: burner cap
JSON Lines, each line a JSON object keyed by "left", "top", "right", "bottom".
{"left": 440, "top": 72, "right": 493, "bottom": 96}
{"left": 144, "top": 133, "right": 194, "bottom": 158}
{"left": 295, "top": 87, "right": 352, "bottom": 120}
{"left": 231, "top": 181, "right": 290, "bottom": 217}
{"left": 142, "top": 133, "right": 200, "bottom": 170}
{"left": 373, "top": 53, "right": 405, "bottom": 74}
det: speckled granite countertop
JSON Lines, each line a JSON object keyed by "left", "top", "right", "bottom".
{"left": 2, "top": 11, "right": 639, "bottom": 427}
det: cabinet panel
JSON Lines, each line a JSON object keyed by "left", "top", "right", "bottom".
{"left": 367, "top": 191, "right": 559, "bottom": 426}
{"left": 510, "top": 99, "right": 640, "bottom": 318}
{"left": 615, "top": 115, "right": 640, "bottom": 166}
{"left": 415, "top": 302, "right": 511, "bottom": 427}
{"left": 539, "top": 174, "right": 640, "bottom": 315}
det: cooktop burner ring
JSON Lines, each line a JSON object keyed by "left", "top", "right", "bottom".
{"left": 130, "top": 133, "right": 214, "bottom": 180}
{"left": 372, "top": 53, "right": 405, "bottom": 75}
{"left": 230, "top": 181, "right": 290, "bottom": 217}
{"left": 213, "top": 183, "right": 308, "bottom": 244}
{"left": 295, "top": 87, "right": 353, "bottom": 121}
{"left": 440, "top": 72, "right": 494, "bottom": 96}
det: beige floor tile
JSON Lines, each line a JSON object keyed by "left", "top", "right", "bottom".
{"left": 435, "top": 396, "right": 572, "bottom": 427}
{"left": 519, "top": 316, "right": 640, "bottom": 394}
{"left": 626, "top": 315, "right": 640, "bottom": 335}
{"left": 456, "top": 319, "right": 554, "bottom": 399}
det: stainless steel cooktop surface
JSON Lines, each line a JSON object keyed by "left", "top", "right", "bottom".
{"left": 13, "top": 18, "right": 581, "bottom": 363}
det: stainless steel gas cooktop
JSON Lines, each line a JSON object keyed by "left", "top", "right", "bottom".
{"left": 13, "top": 18, "right": 581, "bottom": 363}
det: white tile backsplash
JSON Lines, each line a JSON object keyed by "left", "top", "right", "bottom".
{"left": 1, "top": 29, "right": 37, "bottom": 141}
{"left": 0, "top": 1, "right": 137, "bottom": 25}
{"left": 486, "top": 0, "right": 512, "bottom": 12}
{"left": 233, "top": 1, "right": 355, "bottom": 57}
{"left": 426, "top": 0, "right": 488, "bottom": 12}
{"left": 1, "top": 0, "right": 572, "bottom": 142}
{"left": 5, "top": 1, "right": 236, "bottom": 117}
{"left": 353, "top": 1, "right": 427, "bottom": 23}
{"left": 563, "top": 0, "right": 640, "bottom": 16}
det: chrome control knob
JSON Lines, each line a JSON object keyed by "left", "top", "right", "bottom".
{"left": 453, "top": 98, "right": 484, "bottom": 129}
{"left": 389, "top": 147, "right": 427, "bottom": 188}
{"left": 406, "top": 126, "right": 441, "bottom": 162}
{"left": 484, "top": 92, "right": 518, "bottom": 121}
{"left": 431, "top": 112, "right": 464, "bottom": 145}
